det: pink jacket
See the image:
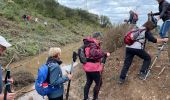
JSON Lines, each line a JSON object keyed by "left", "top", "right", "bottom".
{"left": 82, "top": 37, "right": 105, "bottom": 72}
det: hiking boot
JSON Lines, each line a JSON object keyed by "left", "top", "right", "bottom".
{"left": 118, "top": 78, "right": 125, "bottom": 84}
{"left": 138, "top": 72, "right": 147, "bottom": 80}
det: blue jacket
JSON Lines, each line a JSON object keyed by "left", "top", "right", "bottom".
{"left": 46, "top": 57, "right": 69, "bottom": 99}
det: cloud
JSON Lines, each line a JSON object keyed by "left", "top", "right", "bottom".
{"left": 57, "top": 0, "right": 170, "bottom": 26}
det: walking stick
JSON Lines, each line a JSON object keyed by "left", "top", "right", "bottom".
{"left": 4, "top": 56, "right": 14, "bottom": 100}
{"left": 144, "top": 42, "right": 166, "bottom": 80}
{"left": 66, "top": 51, "right": 77, "bottom": 100}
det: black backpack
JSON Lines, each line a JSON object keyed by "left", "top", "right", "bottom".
{"left": 78, "top": 45, "right": 87, "bottom": 64}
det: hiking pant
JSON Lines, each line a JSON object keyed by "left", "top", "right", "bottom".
{"left": 120, "top": 48, "right": 151, "bottom": 80}
{"left": 159, "top": 20, "right": 170, "bottom": 38}
{"left": 84, "top": 71, "right": 102, "bottom": 100}
{"left": 48, "top": 95, "right": 63, "bottom": 100}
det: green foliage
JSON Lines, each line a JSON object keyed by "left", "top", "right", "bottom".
{"left": 100, "top": 15, "right": 112, "bottom": 28}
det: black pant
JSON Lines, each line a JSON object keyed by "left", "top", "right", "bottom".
{"left": 84, "top": 71, "right": 102, "bottom": 100}
{"left": 48, "top": 95, "right": 63, "bottom": 100}
{"left": 120, "top": 48, "right": 151, "bottom": 80}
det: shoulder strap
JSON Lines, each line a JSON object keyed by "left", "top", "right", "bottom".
{"left": 45, "top": 64, "right": 50, "bottom": 83}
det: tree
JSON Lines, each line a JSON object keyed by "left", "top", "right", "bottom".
{"left": 100, "top": 15, "right": 112, "bottom": 28}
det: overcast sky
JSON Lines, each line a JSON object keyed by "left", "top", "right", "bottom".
{"left": 57, "top": 0, "right": 170, "bottom": 26}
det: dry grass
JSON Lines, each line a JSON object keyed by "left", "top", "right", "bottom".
{"left": 102, "top": 24, "right": 132, "bottom": 53}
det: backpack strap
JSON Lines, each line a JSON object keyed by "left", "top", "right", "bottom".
{"left": 45, "top": 64, "right": 50, "bottom": 84}
{"left": 134, "top": 29, "right": 146, "bottom": 46}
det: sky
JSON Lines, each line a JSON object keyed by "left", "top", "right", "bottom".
{"left": 57, "top": 0, "right": 170, "bottom": 26}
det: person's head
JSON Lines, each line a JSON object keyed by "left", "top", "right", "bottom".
{"left": 156, "top": 0, "right": 164, "bottom": 3}
{"left": 92, "top": 32, "right": 103, "bottom": 44}
{"left": 143, "top": 21, "right": 156, "bottom": 31}
{"left": 0, "top": 36, "right": 11, "bottom": 56}
{"left": 129, "top": 10, "right": 134, "bottom": 14}
{"left": 48, "top": 47, "right": 61, "bottom": 59}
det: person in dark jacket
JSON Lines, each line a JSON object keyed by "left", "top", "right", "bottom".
{"left": 118, "top": 21, "right": 168, "bottom": 84}
{"left": 127, "top": 10, "right": 138, "bottom": 24}
{"left": 46, "top": 47, "right": 72, "bottom": 100}
{"left": 83, "top": 32, "right": 110, "bottom": 100}
{"left": 152, "top": 0, "right": 170, "bottom": 38}
{"left": 152, "top": 0, "right": 170, "bottom": 62}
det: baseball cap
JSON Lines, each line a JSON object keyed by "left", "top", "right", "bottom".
{"left": 0, "top": 35, "right": 12, "bottom": 48}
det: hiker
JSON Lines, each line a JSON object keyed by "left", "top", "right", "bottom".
{"left": 22, "top": 15, "right": 31, "bottom": 21}
{"left": 127, "top": 10, "right": 138, "bottom": 24}
{"left": 152, "top": 0, "right": 170, "bottom": 62}
{"left": 46, "top": 47, "right": 72, "bottom": 100}
{"left": 22, "top": 15, "right": 27, "bottom": 21}
{"left": 0, "top": 35, "right": 15, "bottom": 100}
{"left": 80, "top": 32, "right": 110, "bottom": 100}
{"left": 119, "top": 20, "right": 169, "bottom": 84}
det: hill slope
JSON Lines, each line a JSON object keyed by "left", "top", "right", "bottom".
{"left": 70, "top": 42, "right": 170, "bottom": 100}
{"left": 0, "top": 0, "right": 105, "bottom": 65}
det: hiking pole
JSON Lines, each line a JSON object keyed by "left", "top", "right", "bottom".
{"left": 4, "top": 56, "right": 14, "bottom": 100}
{"left": 144, "top": 42, "right": 166, "bottom": 80}
{"left": 66, "top": 51, "right": 77, "bottom": 100}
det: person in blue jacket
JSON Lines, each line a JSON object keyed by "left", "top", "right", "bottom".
{"left": 46, "top": 47, "right": 72, "bottom": 100}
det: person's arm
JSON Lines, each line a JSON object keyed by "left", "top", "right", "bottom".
{"left": 145, "top": 31, "right": 157, "bottom": 43}
{"left": 152, "top": 12, "right": 160, "bottom": 16}
{"left": 145, "top": 31, "right": 168, "bottom": 43}
{"left": 160, "top": 2, "right": 169, "bottom": 18}
{"left": 50, "top": 65, "right": 70, "bottom": 86}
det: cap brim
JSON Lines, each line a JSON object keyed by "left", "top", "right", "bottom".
{"left": 0, "top": 42, "right": 12, "bottom": 48}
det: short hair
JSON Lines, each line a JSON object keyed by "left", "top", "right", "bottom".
{"left": 48, "top": 47, "right": 61, "bottom": 57}
{"left": 143, "top": 21, "right": 155, "bottom": 30}
{"left": 92, "top": 32, "right": 103, "bottom": 38}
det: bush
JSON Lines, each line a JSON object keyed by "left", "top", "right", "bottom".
{"left": 103, "top": 24, "right": 131, "bottom": 52}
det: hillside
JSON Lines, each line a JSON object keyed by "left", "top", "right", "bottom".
{"left": 0, "top": 0, "right": 107, "bottom": 65}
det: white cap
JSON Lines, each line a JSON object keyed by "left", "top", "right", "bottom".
{"left": 0, "top": 35, "right": 12, "bottom": 48}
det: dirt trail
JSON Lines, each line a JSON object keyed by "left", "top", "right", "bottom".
{"left": 11, "top": 41, "right": 170, "bottom": 100}
{"left": 9, "top": 42, "right": 82, "bottom": 100}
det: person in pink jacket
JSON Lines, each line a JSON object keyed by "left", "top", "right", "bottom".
{"left": 82, "top": 32, "right": 110, "bottom": 100}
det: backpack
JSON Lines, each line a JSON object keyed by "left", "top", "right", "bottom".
{"left": 124, "top": 28, "right": 145, "bottom": 46}
{"left": 35, "top": 64, "right": 56, "bottom": 96}
{"left": 78, "top": 45, "right": 87, "bottom": 64}
{"left": 133, "top": 13, "right": 138, "bottom": 22}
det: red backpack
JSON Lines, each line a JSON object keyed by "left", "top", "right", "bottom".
{"left": 124, "top": 28, "right": 145, "bottom": 45}
{"left": 133, "top": 13, "right": 138, "bottom": 22}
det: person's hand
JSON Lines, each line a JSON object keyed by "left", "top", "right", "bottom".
{"left": 163, "top": 38, "right": 169, "bottom": 42}
{"left": 157, "top": 15, "right": 160, "bottom": 21}
{"left": 106, "top": 52, "right": 110, "bottom": 57}
{"left": 7, "top": 93, "right": 16, "bottom": 100}
{"left": 3, "top": 78, "right": 14, "bottom": 84}
{"left": 67, "top": 74, "right": 72, "bottom": 80}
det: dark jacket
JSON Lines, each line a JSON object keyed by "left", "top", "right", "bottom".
{"left": 153, "top": 0, "right": 170, "bottom": 21}
{"left": 128, "top": 12, "right": 137, "bottom": 24}
{"left": 46, "top": 57, "right": 69, "bottom": 99}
